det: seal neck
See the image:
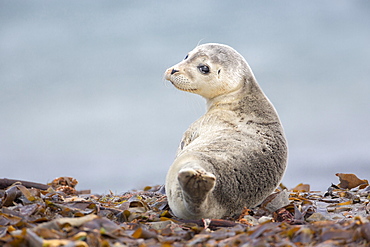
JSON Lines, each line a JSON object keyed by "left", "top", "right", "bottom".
{"left": 205, "top": 78, "right": 260, "bottom": 112}
{"left": 205, "top": 79, "right": 277, "bottom": 122}
{"left": 206, "top": 87, "right": 243, "bottom": 111}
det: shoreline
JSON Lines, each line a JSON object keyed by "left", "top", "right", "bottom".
{"left": 0, "top": 174, "right": 369, "bottom": 246}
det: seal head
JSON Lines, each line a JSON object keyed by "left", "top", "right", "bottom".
{"left": 165, "top": 43, "right": 249, "bottom": 100}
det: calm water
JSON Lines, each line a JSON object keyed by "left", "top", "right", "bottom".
{"left": 1, "top": 1, "right": 369, "bottom": 193}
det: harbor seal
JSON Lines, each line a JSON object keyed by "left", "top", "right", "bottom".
{"left": 164, "top": 43, "right": 288, "bottom": 219}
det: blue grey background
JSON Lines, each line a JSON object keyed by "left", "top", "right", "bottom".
{"left": 1, "top": 1, "right": 369, "bottom": 193}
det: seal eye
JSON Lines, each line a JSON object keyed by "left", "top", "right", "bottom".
{"left": 197, "top": 65, "right": 210, "bottom": 74}
{"left": 184, "top": 54, "right": 188, "bottom": 60}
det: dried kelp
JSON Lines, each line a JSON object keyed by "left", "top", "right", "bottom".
{"left": 0, "top": 173, "right": 369, "bottom": 246}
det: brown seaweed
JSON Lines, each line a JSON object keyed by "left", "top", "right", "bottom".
{"left": 0, "top": 173, "right": 369, "bottom": 246}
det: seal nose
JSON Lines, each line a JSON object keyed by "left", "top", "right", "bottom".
{"left": 171, "top": 68, "right": 179, "bottom": 75}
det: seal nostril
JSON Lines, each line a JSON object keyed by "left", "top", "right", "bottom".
{"left": 171, "top": 69, "right": 179, "bottom": 75}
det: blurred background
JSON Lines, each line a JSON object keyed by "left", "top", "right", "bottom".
{"left": 1, "top": 1, "right": 369, "bottom": 193}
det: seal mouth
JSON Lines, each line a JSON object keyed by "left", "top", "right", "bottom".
{"left": 171, "top": 81, "right": 198, "bottom": 92}
{"left": 165, "top": 67, "right": 198, "bottom": 92}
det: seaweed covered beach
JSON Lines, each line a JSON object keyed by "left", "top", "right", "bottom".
{"left": 0, "top": 174, "right": 369, "bottom": 246}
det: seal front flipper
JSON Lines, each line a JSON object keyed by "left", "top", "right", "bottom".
{"left": 178, "top": 167, "right": 216, "bottom": 215}
{"left": 178, "top": 167, "right": 216, "bottom": 201}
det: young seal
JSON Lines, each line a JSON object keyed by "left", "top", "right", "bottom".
{"left": 164, "top": 43, "right": 288, "bottom": 219}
